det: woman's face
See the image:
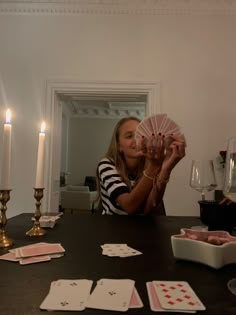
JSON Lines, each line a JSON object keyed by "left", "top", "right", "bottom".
{"left": 118, "top": 119, "right": 141, "bottom": 159}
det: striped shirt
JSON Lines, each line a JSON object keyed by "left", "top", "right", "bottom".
{"left": 97, "top": 157, "right": 135, "bottom": 215}
{"left": 97, "top": 157, "right": 166, "bottom": 216}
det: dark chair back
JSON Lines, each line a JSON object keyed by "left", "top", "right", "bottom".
{"left": 84, "top": 176, "right": 97, "bottom": 191}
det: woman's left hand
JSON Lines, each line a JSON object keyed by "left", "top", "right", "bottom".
{"left": 162, "top": 134, "right": 186, "bottom": 172}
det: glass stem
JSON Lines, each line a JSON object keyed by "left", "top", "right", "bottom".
{"left": 201, "top": 192, "right": 205, "bottom": 201}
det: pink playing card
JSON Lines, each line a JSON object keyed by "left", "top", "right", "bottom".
{"left": 20, "top": 255, "right": 51, "bottom": 265}
{"left": 129, "top": 287, "right": 143, "bottom": 308}
{"left": 18, "top": 243, "right": 65, "bottom": 258}
{"left": 0, "top": 252, "right": 20, "bottom": 262}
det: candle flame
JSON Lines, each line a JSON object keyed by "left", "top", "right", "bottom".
{"left": 5, "top": 109, "right": 11, "bottom": 124}
{"left": 40, "top": 121, "right": 46, "bottom": 133}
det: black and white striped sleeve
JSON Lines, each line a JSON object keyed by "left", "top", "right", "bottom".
{"left": 97, "top": 158, "right": 129, "bottom": 203}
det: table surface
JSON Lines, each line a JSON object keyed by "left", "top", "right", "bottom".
{"left": 1, "top": 213, "right": 236, "bottom": 314}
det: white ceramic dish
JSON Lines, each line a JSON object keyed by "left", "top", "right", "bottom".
{"left": 171, "top": 228, "right": 236, "bottom": 269}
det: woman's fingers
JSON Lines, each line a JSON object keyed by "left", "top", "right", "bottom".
{"left": 138, "top": 133, "right": 186, "bottom": 164}
{"left": 146, "top": 134, "right": 165, "bottom": 160}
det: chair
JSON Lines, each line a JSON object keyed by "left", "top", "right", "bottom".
{"left": 60, "top": 185, "right": 98, "bottom": 214}
{"left": 84, "top": 176, "right": 97, "bottom": 191}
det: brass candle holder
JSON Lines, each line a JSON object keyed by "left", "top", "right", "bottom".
{"left": 26, "top": 188, "right": 46, "bottom": 236}
{"left": 0, "top": 189, "right": 13, "bottom": 248}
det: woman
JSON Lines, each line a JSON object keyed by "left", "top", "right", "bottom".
{"left": 96, "top": 116, "right": 186, "bottom": 215}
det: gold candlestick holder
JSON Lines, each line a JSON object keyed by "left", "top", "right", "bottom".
{"left": 26, "top": 188, "right": 46, "bottom": 236}
{"left": 0, "top": 189, "right": 13, "bottom": 248}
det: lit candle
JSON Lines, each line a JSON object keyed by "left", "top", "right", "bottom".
{"left": 0, "top": 109, "right": 12, "bottom": 189}
{"left": 35, "top": 121, "right": 46, "bottom": 188}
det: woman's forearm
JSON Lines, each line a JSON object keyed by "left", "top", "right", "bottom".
{"left": 116, "top": 165, "right": 162, "bottom": 214}
{"left": 143, "top": 178, "right": 168, "bottom": 215}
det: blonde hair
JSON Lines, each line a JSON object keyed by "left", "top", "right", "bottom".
{"left": 96, "top": 116, "right": 145, "bottom": 199}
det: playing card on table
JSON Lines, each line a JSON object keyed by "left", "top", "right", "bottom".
{"left": 0, "top": 252, "right": 20, "bottom": 262}
{"left": 1, "top": 242, "right": 64, "bottom": 265}
{"left": 153, "top": 281, "right": 205, "bottom": 312}
{"left": 101, "top": 243, "right": 142, "bottom": 257}
{"left": 10, "top": 242, "right": 49, "bottom": 259}
{"left": 40, "top": 279, "right": 93, "bottom": 311}
{"left": 86, "top": 278, "right": 135, "bottom": 312}
{"left": 17, "top": 243, "right": 65, "bottom": 258}
{"left": 129, "top": 287, "right": 143, "bottom": 308}
{"left": 20, "top": 255, "right": 51, "bottom": 265}
{"left": 146, "top": 282, "right": 195, "bottom": 313}
{"left": 9, "top": 242, "right": 47, "bottom": 253}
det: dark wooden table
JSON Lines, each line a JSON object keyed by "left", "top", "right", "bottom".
{"left": 1, "top": 213, "right": 236, "bottom": 314}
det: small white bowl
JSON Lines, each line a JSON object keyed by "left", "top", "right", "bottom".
{"left": 171, "top": 228, "right": 236, "bottom": 269}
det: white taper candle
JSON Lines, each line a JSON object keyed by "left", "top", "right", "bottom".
{"left": 0, "top": 109, "right": 12, "bottom": 190}
{"left": 35, "top": 121, "right": 46, "bottom": 188}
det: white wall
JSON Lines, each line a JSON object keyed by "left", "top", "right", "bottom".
{"left": 0, "top": 1, "right": 236, "bottom": 217}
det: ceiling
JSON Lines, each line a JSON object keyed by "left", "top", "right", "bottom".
{"left": 59, "top": 92, "right": 147, "bottom": 119}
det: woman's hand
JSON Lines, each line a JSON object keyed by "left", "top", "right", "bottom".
{"left": 139, "top": 133, "right": 166, "bottom": 168}
{"left": 162, "top": 134, "right": 186, "bottom": 172}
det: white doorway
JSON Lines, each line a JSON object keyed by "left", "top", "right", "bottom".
{"left": 45, "top": 80, "right": 161, "bottom": 212}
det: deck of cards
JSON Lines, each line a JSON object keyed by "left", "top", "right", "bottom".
{"left": 135, "top": 113, "right": 182, "bottom": 146}
{"left": 32, "top": 213, "right": 63, "bottom": 228}
{"left": 101, "top": 243, "right": 143, "bottom": 257}
{"left": 40, "top": 278, "right": 143, "bottom": 312}
{"left": 0, "top": 242, "right": 65, "bottom": 265}
{"left": 146, "top": 281, "right": 206, "bottom": 313}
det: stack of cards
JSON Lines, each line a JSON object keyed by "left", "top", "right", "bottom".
{"left": 135, "top": 113, "right": 182, "bottom": 144}
{"left": 146, "top": 281, "right": 206, "bottom": 313}
{"left": 32, "top": 213, "right": 63, "bottom": 228}
{"left": 40, "top": 279, "right": 93, "bottom": 311}
{"left": 86, "top": 279, "right": 143, "bottom": 311}
{"left": 101, "top": 243, "right": 142, "bottom": 257}
{"left": 0, "top": 242, "right": 65, "bottom": 265}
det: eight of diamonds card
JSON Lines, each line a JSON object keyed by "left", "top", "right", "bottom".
{"left": 153, "top": 281, "right": 206, "bottom": 312}
{"left": 146, "top": 282, "right": 196, "bottom": 313}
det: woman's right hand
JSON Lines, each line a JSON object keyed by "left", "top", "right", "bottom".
{"left": 140, "top": 133, "right": 166, "bottom": 168}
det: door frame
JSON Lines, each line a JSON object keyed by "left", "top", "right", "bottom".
{"left": 44, "top": 80, "right": 161, "bottom": 212}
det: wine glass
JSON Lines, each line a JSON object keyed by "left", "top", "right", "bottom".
{"left": 223, "top": 137, "right": 236, "bottom": 202}
{"left": 190, "top": 160, "right": 217, "bottom": 201}
{"left": 222, "top": 138, "right": 236, "bottom": 295}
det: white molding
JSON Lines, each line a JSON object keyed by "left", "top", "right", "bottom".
{"left": 0, "top": 0, "right": 236, "bottom": 15}
{"left": 45, "top": 79, "right": 160, "bottom": 211}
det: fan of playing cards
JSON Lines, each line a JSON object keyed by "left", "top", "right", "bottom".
{"left": 135, "top": 113, "right": 182, "bottom": 144}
